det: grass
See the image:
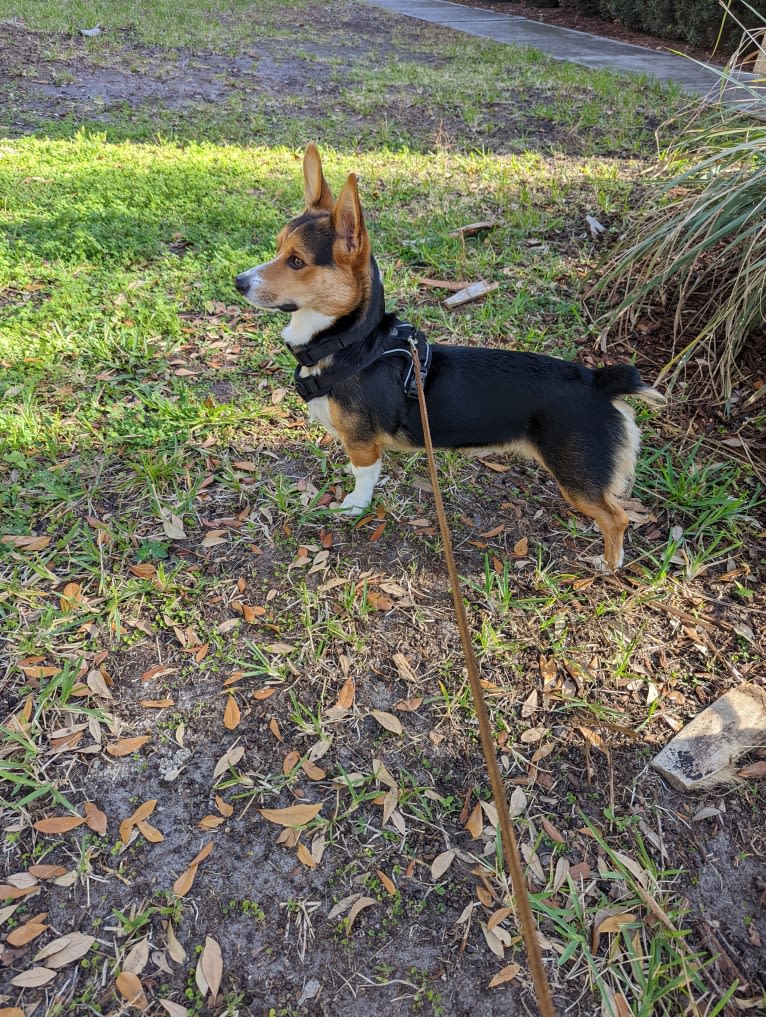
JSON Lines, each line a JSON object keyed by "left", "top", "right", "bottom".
{"left": 0, "top": 2, "right": 763, "bottom": 1015}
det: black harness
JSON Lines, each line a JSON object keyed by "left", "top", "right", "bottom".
{"left": 289, "top": 260, "right": 432, "bottom": 403}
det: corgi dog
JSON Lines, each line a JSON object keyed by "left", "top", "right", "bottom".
{"left": 235, "top": 144, "right": 663, "bottom": 570}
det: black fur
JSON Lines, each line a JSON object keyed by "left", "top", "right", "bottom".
{"left": 330, "top": 342, "right": 637, "bottom": 500}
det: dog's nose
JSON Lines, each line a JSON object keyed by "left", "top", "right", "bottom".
{"left": 234, "top": 273, "right": 249, "bottom": 294}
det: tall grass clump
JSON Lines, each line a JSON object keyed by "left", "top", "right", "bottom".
{"left": 592, "top": 2, "right": 766, "bottom": 411}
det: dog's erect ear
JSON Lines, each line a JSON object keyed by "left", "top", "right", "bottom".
{"left": 332, "top": 174, "right": 367, "bottom": 261}
{"left": 303, "top": 143, "right": 333, "bottom": 211}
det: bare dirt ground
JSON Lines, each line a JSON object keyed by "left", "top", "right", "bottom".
{"left": 1, "top": 4, "right": 764, "bottom": 1017}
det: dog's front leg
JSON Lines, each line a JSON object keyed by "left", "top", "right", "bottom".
{"left": 339, "top": 444, "right": 382, "bottom": 515}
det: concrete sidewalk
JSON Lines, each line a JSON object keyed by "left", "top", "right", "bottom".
{"left": 364, "top": 0, "right": 740, "bottom": 96}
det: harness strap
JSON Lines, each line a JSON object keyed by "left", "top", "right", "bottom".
{"left": 293, "top": 323, "right": 431, "bottom": 402}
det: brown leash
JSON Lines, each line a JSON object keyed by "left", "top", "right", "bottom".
{"left": 409, "top": 340, "right": 556, "bottom": 1017}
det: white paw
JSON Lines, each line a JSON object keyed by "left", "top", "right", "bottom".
{"left": 338, "top": 493, "right": 369, "bottom": 516}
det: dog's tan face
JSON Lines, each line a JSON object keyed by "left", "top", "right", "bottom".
{"left": 235, "top": 144, "right": 371, "bottom": 321}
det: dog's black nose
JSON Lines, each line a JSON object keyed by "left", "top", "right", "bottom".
{"left": 234, "top": 273, "right": 248, "bottom": 294}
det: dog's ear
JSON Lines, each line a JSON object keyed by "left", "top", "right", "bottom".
{"left": 303, "top": 143, "right": 333, "bottom": 211}
{"left": 332, "top": 174, "right": 367, "bottom": 261}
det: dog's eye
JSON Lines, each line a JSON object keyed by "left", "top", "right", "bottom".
{"left": 286, "top": 255, "right": 305, "bottom": 270}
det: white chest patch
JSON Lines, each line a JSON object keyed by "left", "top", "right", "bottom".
{"left": 306, "top": 394, "right": 340, "bottom": 439}
{"left": 283, "top": 309, "right": 336, "bottom": 350}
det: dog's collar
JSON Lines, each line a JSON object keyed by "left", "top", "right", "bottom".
{"left": 293, "top": 322, "right": 431, "bottom": 402}
{"left": 290, "top": 260, "right": 386, "bottom": 368}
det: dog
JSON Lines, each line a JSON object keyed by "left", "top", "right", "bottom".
{"left": 235, "top": 144, "right": 663, "bottom": 570}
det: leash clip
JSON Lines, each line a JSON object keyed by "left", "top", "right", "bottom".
{"left": 399, "top": 325, "right": 431, "bottom": 399}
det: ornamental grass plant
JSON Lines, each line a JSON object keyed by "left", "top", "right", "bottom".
{"left": 593, "top": 2, "right": 766, "bottom": 410}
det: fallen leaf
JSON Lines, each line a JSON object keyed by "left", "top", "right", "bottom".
{"left": 120, "top": 800, "right": 157, "bottom": 844}
{"left": 376, "top": 869, "right": 397, "bottom": 895}
{"left": 464, "top": 802, "right": 483, "bottom": 839}
{"left": 35, "top": 932, "right": 94, "bottom": 968}
{"left": 123, "top": 936, "right": 150, "bottom": 975}
{"left": 207, "top": 745, "right": 241, "bottom": 781}
{"left": 335, "top": 677, "right": 355, "bottom": 709}
{"left": 301, "top": 760, "right": 325, "bottom": 781}
{"left": 223, "top": 695, "right": 240, "bottom": 730}
{"left": 370, "top": 710, "right": 403, "bottom": 735}
{"left": 345, "top": 896, "right": 376, "bottom": 932}
{"left": 106, "top": 735, "right": 150, "bottom": 757}
{"left": 33, "top": 815, "right": 85, "bottom": 834}
{"left": 431, "top": 849, "right": 456, "bottom": 880}
{"left": 260, "top": 802, "right": 323, "bottom": 828}
{"left": 199, "top": 936, "right": 222, "bottom": 999}
{"left": 488, "top": 962, "right": 522, "bottom": 988}
{"left": 27, "top": 864, "right": 67, "bottom": 880}
{"left": 392, "top": 653, "right": 417, "bottom": 682}
{"left": 116, "top": 970, "right": 148, "bottom": 1010}
{"left": 83, "top": 802, "right": 107, "bottom": 835}
{"left": 513, "top": 536, "right": 528, "bottom": 557}
{"left": 738, "top": 761, "right": 766, "bottom": 779}
{"left": 159, "top": 1001, "right": 189, "bottom": 1017}
{"left": 137, "top": 820, "right": 164, "bottom": 842}
{"left": 161, "top": 513, "right": 186, "bottom": 540}
{"left": 269, "top": 717, "right": 283, "bottom": 742}
{"left": 215, "top": 795, "right": 234, "bottom": 818}
{"left": 1, "top": 534, "right": 51, "bottom": 551}
{"left": 6, "top": 922, "right": 47, "bottom": 946}
{"left": 10, "top": 966, "right": 56, "bottom": 987}
{"left": 296, "top": 841, "right": 317, "bottom": 869}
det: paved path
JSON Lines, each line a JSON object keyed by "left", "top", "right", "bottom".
{"left": 364, "top": 0, "right": 729, "bottom": 95}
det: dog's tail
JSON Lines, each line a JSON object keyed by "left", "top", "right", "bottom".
{"left": 594, "top": 365, "right": 665, "bottom": 406}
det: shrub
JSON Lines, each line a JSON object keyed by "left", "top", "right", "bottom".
{"left": 590, "top": 5, "right": 766, "bottom": 410}
{"left": 566, "top": 0, "right": 766, "bottom": 51}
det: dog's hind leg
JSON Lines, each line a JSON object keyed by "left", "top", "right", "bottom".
{"left": 339, "top": 443, "right": 382, "bottom": 515}
{"left": 559, "top": 489, "right": 629, "bottom": 571}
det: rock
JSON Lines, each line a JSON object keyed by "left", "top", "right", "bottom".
{"left": 651, "top": 683, "right": 766, "bottom": 791}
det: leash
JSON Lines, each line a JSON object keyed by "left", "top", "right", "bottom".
{"left": 408, "top": 339, "right": 557, "bottom": 1017}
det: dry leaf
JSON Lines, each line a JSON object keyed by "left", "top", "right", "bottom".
{"left": 376, "top": 869, "right": 396, "bottom": 895}
{"left": 443, "top": 280, "right": 498, "bottom": 308}
{"left": 215, "top": 795, "right": 234, "bottom": 817}
{"left": 370, "top": 710, "right": 403, "bottom": 735}
{"left": 116, "top": 970, "right": 148, "bottom": 1010}
{"left": 106, "top": 735, "right": 150, "bottom": 756}
{"left": 165, "top": 922, "right": 186, "bottom": 964}
{"left": 513, "top": 536, "right": 528, "bottom": 557}
{"left": 282, "top": 750, "right": 300, "bottom": 774}
{"left": 465, "top": 802, "right": 483, "bottom": 839}
{"left": 488, "top": 962, "right": 522, "bottom": 988}
{"left": 336, "top": 677, "right": 355, "bottom": 709}
{"left": 431, "top": 849, "right": 456, "bottom": 880}
{"left": 392, "top": 653, "right": 417, "bottom": 682}
{"left": 259, "top": 803, "right": 323, "bottom": 828}
{"left": 199, "top": 936, "right": 222, "bottom": 999}
{"left": 345, "top": 896, "right": 376, "bottom": 932}
{"left": 6, "top": 922, "right": 47, "bottom": 946}
{"left": 123, "top": 936, "right": 150, "bottom": 975}
{"left": 738, "top": 760, "right": 766, "bottom": 779}
{"left": 1, "top": 534, "right": 52, "bottom": 551}
{"left": 137, "top": 820, "right": 164, "bottom": 843}
{"left": 301, "top": 760, "right": 325, "bottom": 781}
{"left": 10, "top": 966, "right": 56, "bottom": 987}
{"left": 394, "top": 696, "right": 423, "bottom": 712}
{"left": 27, "top": 864, "right": 67, "bottom": 880}
{"left": 296, "top": 841, "right": 317, "bottom": 869}
{"left": 269, "top": 717, "right": 283, "bottom": 742}
{"left": 213, "top": 744, "right": 245, "bottom": 778}
{"left": 83, "top": 802, "right": 107, "bottom": 835}
{"left": 541, "top": 817, "right": 565, "bottom": 845}
{"left": 173, "top": 864, "right": 199, "bottom": 898}
{"left": 36, "top": 932, "right": 94, "bottom": 968}
{"left": 223, "top": 695, "right": 240, "bottom": 730}
{"left": 481, "top": 922, "right": 505, "bottom": 959}
{"left": 33, "top": 815, "right": 86, "bottom": 834}
{"left": 159, "top": 1001, "right": 189, "bottom": 1017}
{"left": 120, "top": 800, "right": 157, "bottom": 845}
